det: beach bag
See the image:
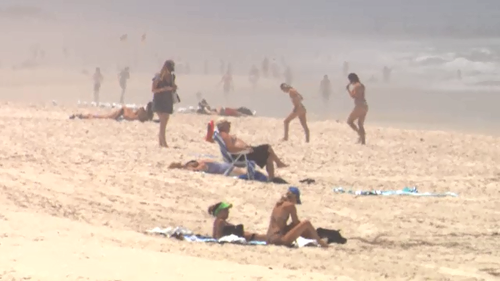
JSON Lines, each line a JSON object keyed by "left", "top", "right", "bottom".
{"left": 171, "top": 73, "right": 181, "bottom": 104}
{"left": 205, "top": 120, "right": 215, "bottom": 143}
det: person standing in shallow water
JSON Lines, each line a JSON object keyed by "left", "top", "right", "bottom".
{"left": 346, "top": 73, "right": 368, "bottom": 145}
{"left": 92, "top": 67, "right": 103, "bottom": 104}
{"left": 280, "top": 83, "right": 310, "bottom": 143}
{"left": 118, "top": 67, "right": 130, "bottom": 104}
{"left": 152, "top": 60, "right": 177, "bottom": 148}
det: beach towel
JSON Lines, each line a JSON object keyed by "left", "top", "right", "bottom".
{"left": 332, "top": 186, "right": 458, "bottom": 197}
{"left": 146, "top": 227, "right": 318, "bottom": 247}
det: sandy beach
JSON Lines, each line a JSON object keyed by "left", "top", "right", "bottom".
{"left": 1, "top": 91, "right": 499, "bottom": 280}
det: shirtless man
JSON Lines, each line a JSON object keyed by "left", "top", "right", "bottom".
{"left": 216, "top": 118, "right": 287, "bottom": 180}
{"left": 280, "top": 83, "right": 310, "bottom": 143}
{"left": 346, "top": 73, "right": 368, "bottom": 144}
{"left": 219, "top": 70, "right": 234, "bottom": 102}
{"left": 266, "top": 187, "right": 328, "bottom": 248}
{"left": 249, "top": 65, "right": 260, "bottom": 90}
{"left": 320, "top": 75, "right": 332, "bottom": 114}
{"left": 118, "top": 67, "right": 130, "bottom": 104}
{"left": 93, "top": 67, "right": 103, "bottom": 104}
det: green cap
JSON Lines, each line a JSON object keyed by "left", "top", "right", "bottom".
{"left": 214, "top": 202, "right": 232, "bottom": 216}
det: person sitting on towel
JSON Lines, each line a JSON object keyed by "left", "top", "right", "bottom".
{"left": 70, "top": 102, "right": 153, "bottom": 122}
{"left": 216, "top": 118, "right": 287, "bottom": 180}
{"left": 208, "top": 202, "right": 265, "bottom": 241}
{"left": 197, "top": 99, "right": 254, "bottom": 117}
{"left": 168, "top": 159, "right": 246, "bottom": 176}
{"left": 266, "top": 187, "right": 328, "bottom": 247}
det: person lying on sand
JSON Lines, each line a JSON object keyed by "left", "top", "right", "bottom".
{"left": 197, "top": 99, "right": 255, "bottom": 117}
{"left": 266, "top": 187, "right": 328, "bottom": 248}
{"left": 69, "top": 102, "right": 153, "bottom": 122}
{"left": 168, "top": 159, "right": 246, "bottom": 176}
{"left": 216, "top": 118, "right": 288, "bottom": 180}
{"left": 208, "top": 202, "right": 266, "bottom": 241}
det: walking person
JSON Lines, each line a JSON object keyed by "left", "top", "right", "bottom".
{"left": 92, "top": 67, "right": 103, "bottom": 104}
{"left": 345, "top": 73, "right": 368, "bottom": 145}
{"left": 152, "top": 60, "right": 177, "bottom": 148}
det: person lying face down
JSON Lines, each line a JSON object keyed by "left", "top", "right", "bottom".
{"left": 168, "top": 159, "right": 247, "bottom": 176}
{"left": 70, "top": 102, "right": 154, "bottom": 122}
{"left": 216, "top": 118, "right": 288, "bottom": 180}
{"left": 207, "top": 202, "right": 266, "bottom": 241}
{"left": 266, "top": 187, "right": 329, "bottom": 248}
{"left": 197, "top": 99, "right": 254, "bottom": 117}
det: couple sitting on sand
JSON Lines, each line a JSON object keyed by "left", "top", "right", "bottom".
{"left": 208, "top": 187, "right": 347, "bottom": 247}
{"left": 70, "top": 102, "right": 154, "bottom": 122}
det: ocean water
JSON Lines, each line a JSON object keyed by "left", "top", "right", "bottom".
{"left": 1, "top": 0, "right": 499, "bottom": 132}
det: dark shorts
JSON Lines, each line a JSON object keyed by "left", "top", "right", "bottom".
{"left": 153, "top": 92, "right": 173, "bottom": 114}
{"left": 232, "top": 144, "right": 269, "bottom": 168}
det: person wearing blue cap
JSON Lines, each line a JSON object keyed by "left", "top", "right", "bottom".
{"left": 265, "top": 187, "right": 328, "bottom": 247}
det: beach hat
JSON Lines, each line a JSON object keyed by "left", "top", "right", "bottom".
{"left": 214, "top": 202, "right": 232, "bottom": 216}
{"left": 288, "top": 187, "right": 301, "bottom": 204}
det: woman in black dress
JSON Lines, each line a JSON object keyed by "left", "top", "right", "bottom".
{"left": 152, "top": 60, "right": 177, "bottom": 147}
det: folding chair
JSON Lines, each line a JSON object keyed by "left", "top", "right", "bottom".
{"left": 212, "top": 130, "right": 256, "bottom": 180}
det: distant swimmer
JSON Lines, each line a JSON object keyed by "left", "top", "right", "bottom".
{"left": 284, "top": 66, "right": 293, "bottom": 85}
{"left": 69, "top": 102, "right": 153, "bottom": 122}
{"left": 204, "top": 60, "right": 209, "bottom": 75}
{"left": 262, "top": 57, "right": 269, "bottom": 78}
{"left": 249, "top": 65, "right": 260, "bottom": 89}
{"left": 382, "top": 66, "right": 392, "bottom": 83}
{"left": 219, "top": 70, "right": 234, "bottom": 103}
{"left": 320, "top": 75, "right": 332, "bottom": 113}
{"left": 280, "top": 83, "right": 310, "bottom": 143}
{"left": 271, "top": 59, "right": 280, "bottom": 79}
{"left": 92, "top": 67, "right": 104, "bottom": 104}
{"left": 118, "top": 67, "right": 130, "bottom": 104}
{"left": 343, "top": 61, "right": 349, "bottom": 76}
{"left": 346, "top": 73, "right": 368, "bottom": 145}
{"left": 457, "top": 69, "right": 462, "bottom": 80}
{"left": 220, "top": 59, "right": 225, "bottom": 75}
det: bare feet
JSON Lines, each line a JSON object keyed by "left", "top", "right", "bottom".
{"left": 318, "top": 239, "right": 329, "bottom": 248}
{"left": 277, "top": 162, "right": 288, "bottom": 168}
{"left": 281, "top": 137, "right": 288, "bottom": 142}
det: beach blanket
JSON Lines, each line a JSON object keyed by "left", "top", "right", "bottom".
{"left": 146, "top": 226, "right": 319, "bottom": 248}
{"left": 332, "top": 186, "right": 458, "bottom": 197}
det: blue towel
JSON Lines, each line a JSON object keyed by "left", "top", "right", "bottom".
{"left": 333, "top": 186, "right": 458, "bottom": 197}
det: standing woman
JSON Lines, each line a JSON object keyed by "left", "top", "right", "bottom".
{"left": 346, "top": 73, "right": 368, "bottom": 145}
{"left": 152, "top": 60, "right": 177, "bottom": 148}
{"left": 280, "top": 83, "right": 310, "bottom": 143}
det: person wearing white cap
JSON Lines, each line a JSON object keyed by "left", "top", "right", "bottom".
{"left": 216, "top": 118, "right": 287, "bottom": 180}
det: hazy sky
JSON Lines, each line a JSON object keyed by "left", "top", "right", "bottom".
{"left": 2, "top": 0, "right": 500, "bottom": 38}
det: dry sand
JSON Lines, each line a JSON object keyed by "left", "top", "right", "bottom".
{"left": 1, "top": 70, "right": 500, "bottom": 281}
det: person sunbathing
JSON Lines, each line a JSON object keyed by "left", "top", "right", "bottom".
{"left": 168, "top": 159, "right": 246, "bottom": 176}
{"left": 215, "top": 118, "right": 287, "bottom": 180}
{"left": 208, "top": 202, "right": 266, "bottom": 241}
{"left": 266, "top": 187, "right": 328, "bottom": 248}
{"left": 197, "top": 99, "right": 254, "bottom": 117}
{"left": 70, "top": 102, "right": 153, "bottom": 122}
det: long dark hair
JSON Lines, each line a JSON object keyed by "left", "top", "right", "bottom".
{"left": 348, "top": 73, "right": 360, "bottom": 83}
{"left": 208, "top": 202, "right": 223, "bottom": 216}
